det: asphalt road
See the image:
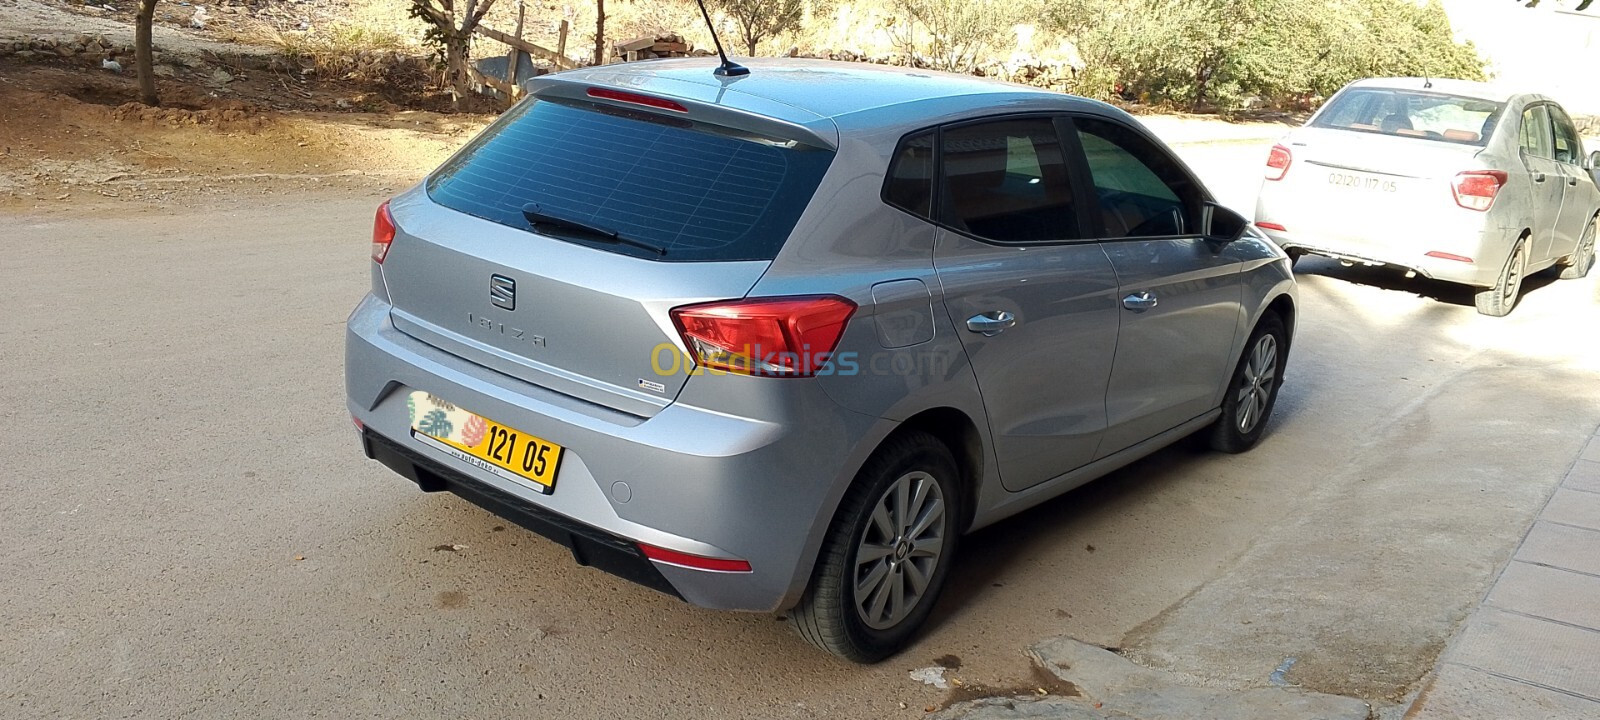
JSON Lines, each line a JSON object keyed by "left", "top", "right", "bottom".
{"left": 3, "top": 144, "right": 1598, "bottom": 719}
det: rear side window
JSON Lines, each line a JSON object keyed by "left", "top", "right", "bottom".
{"left": 1313, "top": 89, "right": 1503, "bottom": 146}
{"left": 1074, "top": 117, "right": 1203, "bottom": 238}
{"left": 884, "top": 131, "right": 934, "bottom": 219}
{"left": 427, "top": 99, "right": 835, "bottom": 262}
{"left": 1550, "top": 106, "right": 1582, "bottom": 165}
{"left": 938, "top": 118, "right": 1081, "bottom": 242}
{"left": 1520, "top": 105, "right": 1554, "bottom": 159}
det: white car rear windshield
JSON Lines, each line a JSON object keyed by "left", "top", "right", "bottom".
{"left": 427, "top": 98, "right": 835, "bottom": 262}
{"left": 1312, "top": 89, "right": 1504, "bottom": 146}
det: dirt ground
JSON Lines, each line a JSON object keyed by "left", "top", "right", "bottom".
{"left": 0, "top": 60, "right": 489, "bottom": 211}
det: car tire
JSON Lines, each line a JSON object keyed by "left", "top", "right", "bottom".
{"left": 1558, "top": 213, "right": 1597, "bottom": 280}
{"left": 1474, "top": 237, "right": 1528, "bottom": 317}
{"left": 790, "top": 430, "right": 961, "bottom": 663}
{"left": 1209, "top": 313, "right": 1288, "bottom": 454}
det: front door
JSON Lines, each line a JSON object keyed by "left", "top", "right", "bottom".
{"left": 1068, "top": 116, "right": 1245, "bottom": 457}
{"left": 930, "top": 116, "right": 1122, "bottom": 492}
{"left": 1549, "top": 105, "right": 1595, "bottom": 261}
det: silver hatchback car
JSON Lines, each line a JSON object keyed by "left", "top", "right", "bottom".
{"left": 1255, "top": 77, "right": 1600, "bottom": 316}
{"left": 345, "top": 59, "right": 1298, "bottom": 661}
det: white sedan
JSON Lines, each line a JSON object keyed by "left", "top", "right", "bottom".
{"left": 1255, "top": 77, "right": 1599, "bottom": 316}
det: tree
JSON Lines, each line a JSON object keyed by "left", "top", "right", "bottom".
{"left": 594, "top": 0, "right": 605, "bottom": 65}
{"left": 135, "top": 0, "right": 158, "bottom": 106}
{"left": 409, "top": 0, "right": 499, "bottom": 110}
{"left": 889, "top": 0, "right": 1017, "bottom": 74}
{"left": 710, "top": 0, "right": 806, "bottom": 56}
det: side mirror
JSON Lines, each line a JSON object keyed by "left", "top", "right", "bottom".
{"left": 1203, "top": 202, "right": 1249, "bottom": 243}
{"left": 1588, "top": 150, "right": 1600, "bottom": 171}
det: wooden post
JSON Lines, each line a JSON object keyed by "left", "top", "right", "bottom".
{"left": 504, "top": 0, "right": 525, "bottom": 101}
{"left": 557, "top": 19, "right": 569, "bottom": 67}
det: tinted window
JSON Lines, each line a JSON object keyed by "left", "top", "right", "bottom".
{"left": 1313, "top": 89, "right": 1502, "bottom": 146}
{"left": 1519, "top": 105, "right": 1554, "bottom": 159}
{"left": 1075, "top": 117, "right": 1203, "bottom": 238}
{"left": 885, "top": 131, "right": 934, "bottom": 218}
{"left": 1550, "top": 106, "right": 1582, "bottom": 165}
{"left": 939, "top": 118, "right": 1080, "bottom": 242}
{"left": 428, "top": 99, "right": 835, "bottom": 262}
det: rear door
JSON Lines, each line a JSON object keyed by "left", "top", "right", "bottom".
{"left": 929, "top": 116, "right": 1122, "bottom": 492}
{"left": 381, "top": 95, "right": 836, "bottom": 418}
{"left": 1517, "top": 103, "right": 1566, "bottom": 262}
{"left": 1068, "top": 116, "right": 1244, "bottom": 457}
{"left": 1549, "top": 105, "right": 1594, "bottom": 261}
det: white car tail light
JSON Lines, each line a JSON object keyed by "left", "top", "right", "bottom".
{"left": 1265, "top": 144, "right": 1292, "bottom": 181}
{"left": 1451, "top": 170, "right": 1508, "bottom": 212}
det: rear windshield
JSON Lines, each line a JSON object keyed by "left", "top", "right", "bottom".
{"left": 1312, "top": 89, "right": 1504, "bottom": 146}
{"left": 427, "top": 98, "right": 835, "bottom": 262}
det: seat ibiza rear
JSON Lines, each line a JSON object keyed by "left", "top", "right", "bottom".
{"left": 347, "top": 59, "right": 1297, "bottom": 661}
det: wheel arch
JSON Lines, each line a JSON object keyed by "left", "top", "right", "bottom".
{"left": 892, "top": 407, "right": 984, "bottom": 534}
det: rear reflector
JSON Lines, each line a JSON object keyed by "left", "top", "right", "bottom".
{"left": 670, "top": 295, "right": 857, "bottom": 377}
{"left": 1451, "top": 170, "right": 1508, "bottom": 211}
{"left": 1256, "top": 222, "right": 1287, "bottom": 232}
{"left": 1425, "top": 251, "right": 1474, "bottom": 263}
{"left": 639, "top": 543, "right": 752, "bottom": 573}
{"left": 372, "top": 200, "right": 395, "bottom": 263}
{"left": 351, "top": 415, "right": 365, "bottom": 430}
{"left": 586, "top": 86, "right": 689, "bottom": 113}
{"left": 1265, "top": 144, "right": 1292, "bottom": 181}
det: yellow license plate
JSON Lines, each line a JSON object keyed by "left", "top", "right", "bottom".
{"left": 407, "top": 391, "right": 563, "bottom": 493}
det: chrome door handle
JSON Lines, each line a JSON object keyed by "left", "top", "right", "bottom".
{"left": 1533, "top": 172, "right": 1547, "bottom": 183}
{"left": 966, "top": 311, "right": 1016, "bottom": 336}
{"left": 1569, "top": 176, "right": 1579, "bottom": 186}
{"left": 1122, "top": 291, "right": 1159, "bottom": 312}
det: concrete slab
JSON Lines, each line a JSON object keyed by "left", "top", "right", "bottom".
{"left": 1408, "top": 662, "right": 1599, "bottom": 720}
{"left": 1447, "top": 607, "right": 1600, "bottom": 700}
{"left": 1566, "top": 460, "right": 1600, "bottom": 494}
{"left": 1486, "top": 561, "right": 1600, "bottom": 632}
{"left": 1517, "top": 521, "right": 1600, "bottom": 577}
{"left": 1582, "top": 436, "right": 1600, "bottom": 464}
{"left": 1542, "top": 488, "right": 1600, "bottom": 532}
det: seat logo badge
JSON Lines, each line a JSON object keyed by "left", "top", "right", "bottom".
{"left": 489, "top": 274, "right": 516, "bottom": 310}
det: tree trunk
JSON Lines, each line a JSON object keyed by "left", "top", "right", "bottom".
{"left": 593, "top": 0, "right": 605, "bottom": 65}
{"left": 445, "top": 32, "right": 470, "bottom": 111}
{"left": 135, "top": 0, "right": 159, "bottom": 106}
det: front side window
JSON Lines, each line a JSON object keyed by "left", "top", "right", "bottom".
{"left": 1520, "top": 105, "right": 1554, "bottom": 160}
{"left": 884, "top": 131, "right": 934, "bottom": 218}
{"left": 1074, "top": 117, "right": 1203, "bottom": 238}
{"left": 1550, "top": 106, "right": 1582, "bottom": 165}
{"left": 938, "top": 118, "right": 1081, "bottom": 243}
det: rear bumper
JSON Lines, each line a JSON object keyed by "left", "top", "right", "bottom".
{"left": 345, "top": 293, "right": 883, "bottom": 612}
{"left": 362, "top": 429, "right": 682, "bottom": 599}
{"left": 1257, "top": 226, "right": 1507, "bottom": 287}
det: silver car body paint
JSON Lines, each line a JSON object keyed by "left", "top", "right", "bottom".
{"left": 346, "top": 58, "right": 1298, "bottom": 613}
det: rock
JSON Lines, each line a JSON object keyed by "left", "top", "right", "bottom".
{"left": 210, "top": 68, "right": 233, "bottom": 84}
{"left": 153, "top": 64, "right": 176, "bottom": 77}
{"left": 14, "top": 50, "right": 36, "bottom": 60}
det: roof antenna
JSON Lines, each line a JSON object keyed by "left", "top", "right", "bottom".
{"left": 693, "top": 0, "right": 749, "bottom": 77}
{"left": 1424, "top": 74, "right": 1433, "bottom": 89}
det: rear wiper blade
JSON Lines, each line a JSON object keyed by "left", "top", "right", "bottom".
{"left": 521, "top": 204, "right": 667, "bottom": 256}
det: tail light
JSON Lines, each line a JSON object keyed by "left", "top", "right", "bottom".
{"left": 639, "top": 543, "right": 751, "bottom": 573}
{"left": 1265, "top": 144, "right": 1292, "bottom": 181}
{"left": 1451, "top": 170, "right": 1508, "bottom": 211}
{"left": 670, "top": 295, "right": 857, "bottom": 377}
{"left": 372, "top": 200, "right": 395, "bottom": 263}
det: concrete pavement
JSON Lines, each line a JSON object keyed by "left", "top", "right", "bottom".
{"left": 1405, "top": 427, "right": 1600, "bottom": 719}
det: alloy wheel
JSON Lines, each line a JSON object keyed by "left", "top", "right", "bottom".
{"left": 1236, "top": 334, "right": 1278, "bottom": 434}
{"left": 853, "top": 470, "right": 947, "bottom": 631}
